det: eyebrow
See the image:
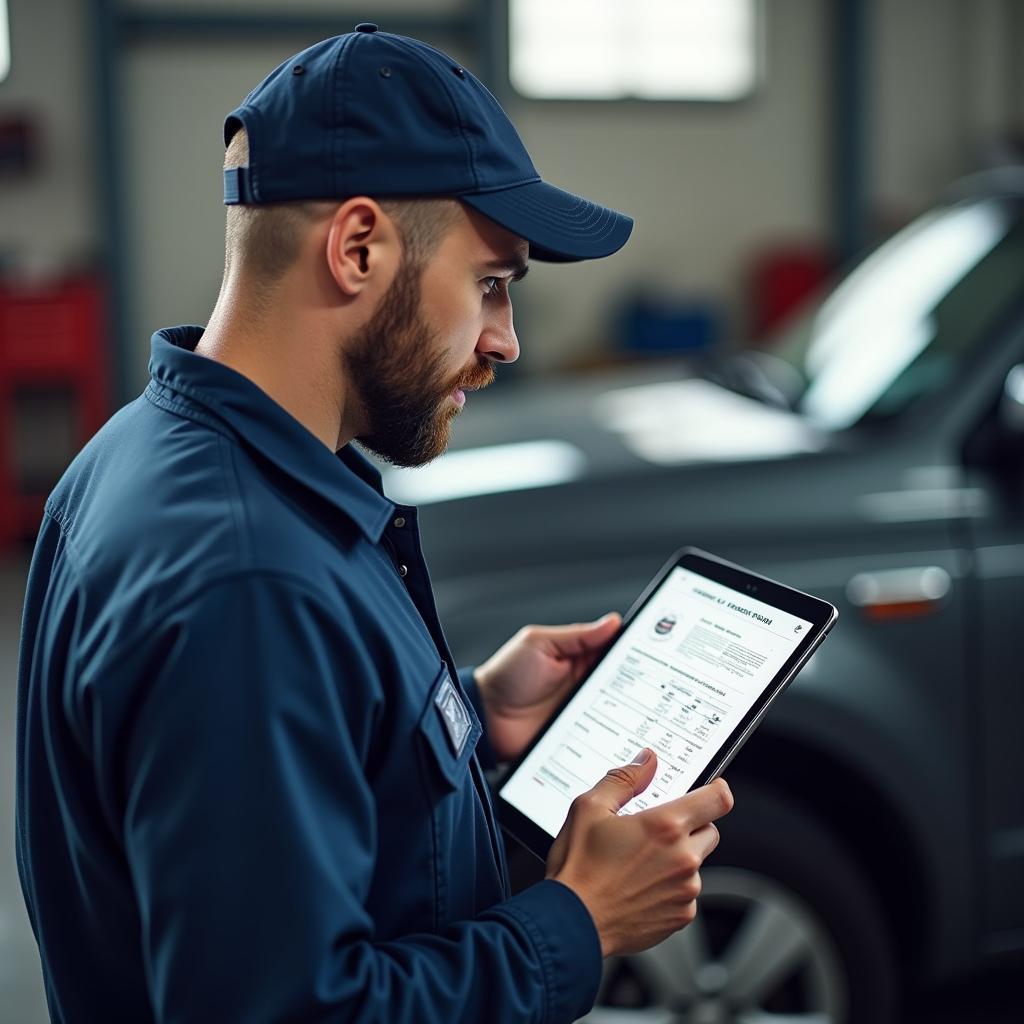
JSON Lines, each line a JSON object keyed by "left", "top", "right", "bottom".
{"left": 481, "top": 255, "right": 530, "bottom": 282}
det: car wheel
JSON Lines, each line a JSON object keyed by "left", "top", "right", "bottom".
{"left": 582, "top": 783, "right": 899, "bottom": 1024}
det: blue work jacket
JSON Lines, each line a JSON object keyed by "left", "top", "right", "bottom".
{"left": 15, "top": 326, "right": 602, "bottom": 1023}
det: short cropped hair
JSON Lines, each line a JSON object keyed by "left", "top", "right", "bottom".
{"left": 223, "top": 128, "right": 462, "bottom": 284}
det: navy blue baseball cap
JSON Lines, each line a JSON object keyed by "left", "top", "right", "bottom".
{"left": 223, "top": 23, "right": 633, "bottom": 263}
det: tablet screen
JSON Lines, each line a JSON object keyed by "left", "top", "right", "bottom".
{"left": 499, "top": 564, "right": 814, "bottom": 838}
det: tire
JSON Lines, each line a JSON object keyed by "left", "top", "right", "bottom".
{"left": 584, "top": 782, "right": 900, "bottom": 1024}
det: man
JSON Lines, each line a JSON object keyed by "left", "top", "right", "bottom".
{"left": 16, "top": 26, "right": 732, "bottom": 1023}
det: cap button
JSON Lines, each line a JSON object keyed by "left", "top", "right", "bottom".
{"left": 355, "top": 22, "right": 379, "bottom": 33}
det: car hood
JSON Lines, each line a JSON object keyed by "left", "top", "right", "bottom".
{"left": 381, "top": 364, "right": 829, "bottom": 506}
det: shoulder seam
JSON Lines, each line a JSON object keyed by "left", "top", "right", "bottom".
{"left": 217, "top": 434, "right": 253, "bottom": 566}
{"left": 40, "top": 502, "right": 88, "bottom": 571}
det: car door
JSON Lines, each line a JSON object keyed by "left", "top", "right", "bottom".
{"left": 962, "top": 329, "right": 1024, "bottom": 949}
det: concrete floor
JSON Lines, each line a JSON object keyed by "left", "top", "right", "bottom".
{"left": 1, "top": 552, "right": 1020, "bottom": 1023}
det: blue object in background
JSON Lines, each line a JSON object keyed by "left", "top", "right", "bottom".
{"left": 617, "top": 293, "right": 724, "bottom": 354}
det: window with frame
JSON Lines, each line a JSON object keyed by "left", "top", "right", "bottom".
{"left": 0, "top": 0, "right": 9, "bottom": 83}
{"left": 509, "top": 0, "right": 759, "bottom": 101}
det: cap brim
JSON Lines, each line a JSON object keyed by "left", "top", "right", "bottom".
{"left": 460, "top": 180, "right": 633, "bottom": 263}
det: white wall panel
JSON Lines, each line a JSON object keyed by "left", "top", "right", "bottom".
{"left": 0, "top": 0, "right": 96, "bottom": 271}
{"left": 504, "top": 0, "right": 828, "bottom": 367}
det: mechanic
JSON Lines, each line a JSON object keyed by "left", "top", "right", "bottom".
{"left": 16, "top": 25, "right": 733, "bottom": 1023}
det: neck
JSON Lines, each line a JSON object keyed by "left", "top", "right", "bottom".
{"left": 197, "top": 279, "right": 358, "bottom": 452}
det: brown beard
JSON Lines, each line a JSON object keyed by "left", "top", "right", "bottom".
{"left": 344, "top": 254, "right": 494, "bottom": 467}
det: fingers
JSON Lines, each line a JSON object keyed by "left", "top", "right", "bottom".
{"left": 661, "top": 777, "right": 734, "bottom": 830}
{"left": 689, "top": 822, "right": 721, "bottom": 860}
{"left": 583, "top": 749, "right": 659, "bottom": 813}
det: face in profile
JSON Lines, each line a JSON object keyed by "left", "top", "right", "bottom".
{"left": 343, "top": 243, "right": 496, "bottom": 467}
{"left": 345, "top": 206, "right": 521, "bottom": 468}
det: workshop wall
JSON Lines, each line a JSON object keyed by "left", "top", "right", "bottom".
{"left": 0, "top": 0, "right": 97, "bottom": 271}
{"left": 0, "top": 0, "right": 1021, "bottom": 388}
{"left": 119, "top": 0, "right": 827, "bottom": 381}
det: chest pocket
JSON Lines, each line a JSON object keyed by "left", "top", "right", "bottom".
{"left": 416, "top": 666, "right": 482, "bottom": 791}
{"left": 415, "top": 665, "right": 484, "bottom": 925}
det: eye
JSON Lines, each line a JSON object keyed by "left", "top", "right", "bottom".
{"left": 481, "top": 276, "right": 502, "bottom": 298}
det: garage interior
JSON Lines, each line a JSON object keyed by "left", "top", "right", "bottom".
{"left": 1, "top": 1, "right": 1023, "bottom": 1022}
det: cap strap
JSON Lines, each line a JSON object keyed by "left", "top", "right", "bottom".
{"left": 223, "top": 166, "right": 255, "bottom": 204}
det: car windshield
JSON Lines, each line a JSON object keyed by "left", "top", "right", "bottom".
{"left": 763, "top": 194, "right": 1024, "bottom": 430}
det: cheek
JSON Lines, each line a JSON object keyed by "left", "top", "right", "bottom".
{"left": 431, "top": 291, "right": 485, "bottom": 357}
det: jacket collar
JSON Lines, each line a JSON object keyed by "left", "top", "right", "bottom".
{"left": 147, "top": 325, "right": 395, "bottom": 543}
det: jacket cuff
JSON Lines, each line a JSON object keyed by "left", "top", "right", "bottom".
{"left": 486, "top": 879, "right": 603, "bottom": 1024}
{"left": 458, "top": 665, "right": 498, "bottom": 770}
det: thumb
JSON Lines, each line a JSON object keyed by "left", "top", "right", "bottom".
{"left": 589, "top": 611, "right": 621, "bottom": 633}
{"left": 588, "top": 748, "right": 658, "bottom": 813}
{"left": 575, "top": 612, "right": 621, "bottom": 650}
{"left": 532, "top": 613, "right": 622, "bottom": 657}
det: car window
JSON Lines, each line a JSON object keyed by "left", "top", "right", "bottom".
{"left": 770, "top": 197, "right": 1024, "bottom": 429}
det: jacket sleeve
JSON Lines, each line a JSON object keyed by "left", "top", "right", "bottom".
{"left": 111, "top": 573, "right": 601, "bottom": 1024}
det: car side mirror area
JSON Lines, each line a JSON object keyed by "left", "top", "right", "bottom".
{"left": 962, "top": 363, "right": 1024, "bottom": 472}
{"left": 999, "top": 364, "right": 1024, "bottom": 435}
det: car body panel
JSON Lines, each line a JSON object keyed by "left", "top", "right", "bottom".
{"left": 381, "top": 173, "right": 1024, "bottom": 985}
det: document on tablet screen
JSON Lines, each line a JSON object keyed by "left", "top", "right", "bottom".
{"left": 499, "top": 566, "right": 814, "bottom": 838}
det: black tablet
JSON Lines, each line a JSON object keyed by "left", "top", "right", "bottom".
{"left": 497, "top": 547, "right": 838, "bottom": 860}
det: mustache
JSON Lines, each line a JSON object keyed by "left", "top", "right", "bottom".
{"left": 453, "top": 359, "right": 496, "bottom": 394}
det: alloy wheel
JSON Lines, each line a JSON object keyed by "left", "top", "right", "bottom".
{"left": 583, "top": 867, "right": 848, "bottom": 1024}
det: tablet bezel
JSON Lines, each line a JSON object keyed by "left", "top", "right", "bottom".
{"left": 495, "top": 546, "right": 838, "bottom": 861}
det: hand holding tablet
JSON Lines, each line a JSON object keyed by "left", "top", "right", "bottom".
{"left": 498, "top": 548, "right": 838, "bottom": 859}
{"left": 498, "top": 546, "right": 836, "bottom": 958}
{"left": 545, "top": 750, "right": 733, "bottom": 957}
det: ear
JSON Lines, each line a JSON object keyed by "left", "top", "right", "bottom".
{"left": 324, "top": 197, "right": 401, "bottom": 299}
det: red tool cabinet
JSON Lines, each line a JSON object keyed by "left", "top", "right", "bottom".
{"left": 0, "top": 275, "right": 109, "bottom": 548}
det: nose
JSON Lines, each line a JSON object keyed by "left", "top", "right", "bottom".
{"left": 477, "top": 303, "right": 520, "bottom": 364}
